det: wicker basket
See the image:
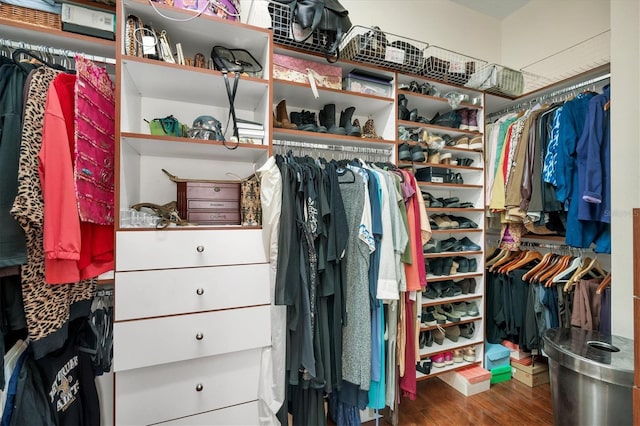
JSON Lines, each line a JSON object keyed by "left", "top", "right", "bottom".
{"left": 0, "top": 3, "right": 62, "bottom": 30}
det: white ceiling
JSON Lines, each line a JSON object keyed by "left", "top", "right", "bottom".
{"left": 450, "top": 0, "right": 531, "bottom": 19}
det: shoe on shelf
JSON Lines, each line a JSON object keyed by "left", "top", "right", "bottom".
{"left": 440, "top": 237, "right": 461, "bottom": 252}
{"left": 441, "top": 257, "right": 454, "bottom": 276}
{"left": 416, "top": 360, "right": 432, "bottom": 375}
{"left": 468, "top": 258, "right": 478, "bottom": 272}
{"left": 467, "top": 277, "right": 477, "bottom": 293}
{"left": 427, "top": 150, "right": 441, "bottom": 164}
{"left": 442, "top": 134, "right": 456, "bottom": 147}
{"left": 460, "top": 237, "right": 481, "bottom": 251}
{"left": 442, "top": 215, "right": 460, "bottom": 228}
{"left": 422, "top": 285, "right": 439, "bottom": 300}
{"left": 460, "top": 322, "right": 476, "bottom": 339}
{"left": 340, "top": 106, "right": 361, "bottom": 136}
{"left": 423, "top": 238, "right": 442, "bottom": 253}
{"left": 440, "top": 303, "right": 464, "bottom": 322}
{"left": 432, "top": 352, "right": 446, "bottom": 367}
{"left": 411, "top": 144, "right": 426, "bottom": 162}
{"left": 444, "top": 351, "right": 454, "bottom": 365}
{"left": 422, "top": 191, "right": 443, "bottom": 207}
{"left": 426, "top": 306, "right": 448, "bottom": 324}
{"left": 440, "top": 152, "right": 452, "bottom": 164}
{"left": 450, "top": 216, "right": 478, "bottom": 229}
{"left": 362, "top": 118, "right": 382, "bottom": 139}
{"left": 454, "top": 257, "right": 469, "bottom": 273}
{"left": 445, "top": 325, "right": 461, "bottom": 342}
{"left": 463, "top": 346, "right": 477, "bottom": 362}
{"left": 427, "top": 257, "right": 444, "bottom": 276}
{"left": 454, "top": 137, "right": 470, "bottom": 149}
{"left": 398, "top": 142, "right": 412, "bottom": 161}
{"left": 275, "top": 100, "right": 298, "bottom": 129}
{"left": 458, "top": 108, "right": 470, "bottom": 130}
{"left": 458, "top": 278, "right": 471, "bottom": 294}
{"left": 449, "top": 260, "right": 459, "bottom": 275}
{"left": 467, "top": 109, "right": 479, "bottom": 132}
{"left": 452, "top": 301, "right": 468, "bottom": 316}
{"left": 432, "top": 325, "right": 446, "bottom": 345}
{"left": 422, "top": 310, "right": 437, "bottom": 326}
{"left": 452, "top": 348, "right": 464, "bottom": 363}
{"left": 431, "top": 214, "right": 452, "bottom": 229}
{"left": 468, "top": 135, "right": 483, "bottom": 151}
{"left": 465, "top": 301, "right": 480, "bottom": 317}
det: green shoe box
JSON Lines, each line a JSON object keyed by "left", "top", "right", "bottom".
{"left": 490, "top": 364, "right": 512, "bottom": 384}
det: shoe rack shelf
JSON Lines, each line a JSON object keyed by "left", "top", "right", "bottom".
{"left": 424, "top": 250, "right": 483, "bottom": 258}
{"left": 393, "top": 71, "right": 487, "bottom": 383}
{"left": 398, "top": 120, "right": 483, "bottom": 137}
{"left": 426, "top": 272, "right": 483, "bottom": 282}
{"left": 272, "top": 45, "right": 397, "bottom": 148}
{"left": 425, "top": 208, "right": 484, "bottom": 213}
{"left": 419, "top": 336, "right": 484, "bottom": 359}
{"left": 420, "top": 315, "right": 482, "bottom": 332}
{"left": 431, "top": 229, "right": 483, "bottom": 235}
{"left": 422, "top": 293, "right": 483, "bottom": 307}
{"left": 416, "top": 360, "right": 481, "bottom": 381}
{"left": 397, "top": 161, "right": 483, "bottom": 171}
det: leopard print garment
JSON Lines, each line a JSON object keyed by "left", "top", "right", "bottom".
{"left": 10, "top": 67, "right": 95, "bottom": 359}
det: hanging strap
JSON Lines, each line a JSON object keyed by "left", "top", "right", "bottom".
{"left": 222, "top": 70, "right": 240, "bottom": 150}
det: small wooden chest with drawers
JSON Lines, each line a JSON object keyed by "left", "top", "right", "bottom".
{"left": 176, "top": 181, "right": 240, "bottom": 225}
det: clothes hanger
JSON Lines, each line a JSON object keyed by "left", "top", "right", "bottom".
{"left": 562, "top": 256, "right": 605, "bottom": 292}
{"left": 543, "top": 254, "right": 574, "bottom": 287}
{"left": 504, "top": 250, "right": 543, "bottom": 274}
{"left": 11, "top": 48, "right": 68, "bottom": 74}
{"left": 489, "top": 250, "right": 520, "bottom": 272}
{"left": 523, "top": 251, "right": 554, "bottom": 282}
{"left": 573, "top": 255, "right": 607, "bottom": 282}
{"left": 497, "top": 250, "right": 528, "bottom": 274}
{"left": 596, "top": 272, "right": 611, "bottom": 295}
{"left": 485, "top": 248, "right": 509, "bottom": 268}
{"left": 552, "top": 251, "right": 583, "bottom": 283}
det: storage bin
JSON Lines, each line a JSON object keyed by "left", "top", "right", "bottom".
{"left": 343, "top": 72, "right": 392, "bottom": 97}
{"left": 484, "top": 342, "right": 511, "bottom": 370}
{"left": 273, "top": 53, "right": 342, "bottom": 90}
{"left": 415, "top": 167, "right": 452, "bottom": 184}
{"left": 491, "top": 364, "right": 512, "bottom": 384}
{"left": 511, "top": 360, "right": 549, "bottom": 387}
{"left": 465, "top": 64, "right": 525, "bottom": 97}
{"left": 176, "top": 181, "right": 241, "bottom": 225}
{"left": 439, "top": 368, "right": 490, "bottom": 396}
{"left": 0, "top": 2, "right": 62, "bottom": 30}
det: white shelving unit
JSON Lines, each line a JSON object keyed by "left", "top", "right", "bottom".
{"left": 113, "top": 1, "right": 273, "bottom": 424}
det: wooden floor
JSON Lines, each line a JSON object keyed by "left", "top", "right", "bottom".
{"left": 391, "top": 377, "right": 554, "bottom": 426}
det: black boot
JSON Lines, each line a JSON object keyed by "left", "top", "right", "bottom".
{"left": 296, "top": 110, "right": 317, "bottom": 132}
{"left": 339, "top": 106, "right": 361, "bottom": 136}
{"left": 398, "top": 94, "right": 409, "bottom": 120}
{"left": 322, "top": 104, "right": 346, "bottom": 135}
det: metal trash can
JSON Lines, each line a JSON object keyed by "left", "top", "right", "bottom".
{"left": 542, "top": 328, "right": 633, "bottom": 426}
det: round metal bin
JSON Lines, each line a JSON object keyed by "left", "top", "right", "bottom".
{"left": 542, "top": 328, "right": 633, "bottom": 426}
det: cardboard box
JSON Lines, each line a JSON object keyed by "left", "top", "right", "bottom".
{"left": 502, "top": 340, "right": 532, "bottom": 360}
{"left": 511, "top": 361, "right": 549, "bottom": 387}
{"left": 490, "top": 364, "right": 512, "bottom": 384}
{"left": 458, "top": 365, "right": 491, "bottom": 384}
{"left": 485, "top": 342, "right": 511, "bottom": 370}
{"left": 273, "top": 54, "right": 342, "bottom": 90}
{"left": 439, "top": 370, "right": 490, "bottom": 396}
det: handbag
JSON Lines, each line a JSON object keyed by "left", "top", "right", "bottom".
{"left": 146, "top": 115, "right": 187, "bottom": 137}
{"left": 240, "top": 173, "right": 262, "bottom": 226}
{"left": 268, "top": 0, "right": 351, "bottom": 62}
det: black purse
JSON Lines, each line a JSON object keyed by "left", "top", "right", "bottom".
{"left": 211, "top": 46, "right": 263, "bottom": 148}
{"left": 268, "top": 0, "right": 351, "bottom": 62}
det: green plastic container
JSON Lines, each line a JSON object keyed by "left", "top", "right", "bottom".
{"left": 490, "top": 364, "right": 512, "bottom": 384}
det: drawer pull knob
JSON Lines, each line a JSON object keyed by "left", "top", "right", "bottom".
{"left": 196, "top": 288, "right": 204, "bottom": 296}
{"left": 196, "top": 332, "right": 204, "bottom": 341}
{"left": 196, "top": 245, "right": 205, "bottom": 253}
{"left": 196, "top": 383, "right": 204, "bottom": 392}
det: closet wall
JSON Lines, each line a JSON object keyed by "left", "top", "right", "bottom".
{"left": 610, "top": 1, "right": 639, "bottom": 341}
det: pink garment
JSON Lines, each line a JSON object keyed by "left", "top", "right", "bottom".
{"left": 74, "top": 55, "right": 115, "bottom": 225}
{"left": 40, "top": 71, "right": 114, "bottom": 285}
{"left": 399, "top": 293, "right": 416, "bottom": 400}
{"left": 399, "top": 170, "right": 425, "bottom": 291}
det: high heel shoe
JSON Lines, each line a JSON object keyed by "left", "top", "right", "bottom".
{"left": 275, "top": 100, "right": 297, "bottom": 130}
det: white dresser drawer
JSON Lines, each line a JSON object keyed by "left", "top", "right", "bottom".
{"left": 156, "top": 401, "right": 259, "bottom": 425}
{"left": 115, "top": 264, "right": 270, "bottom": 320}
{"left": 115, "top": 229, "right": 266, "bottom": 271}
{"left": 113, "top": 305, "right": 270, "bottom": 371}
{"left": 115, "top": 348, "right": 261, "bottom": 426}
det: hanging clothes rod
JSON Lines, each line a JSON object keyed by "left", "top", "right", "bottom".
{"left": 273, "top": 139, "right": 394, "bottom": 155}
{"left": 487, "top": 238, "right": 581, "bottom": 252}
{"left": 486, "top": 73, "right": 610, "bottom": 120}
{"left": 0, "top": 38, "right": 116, "bottom": 65}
